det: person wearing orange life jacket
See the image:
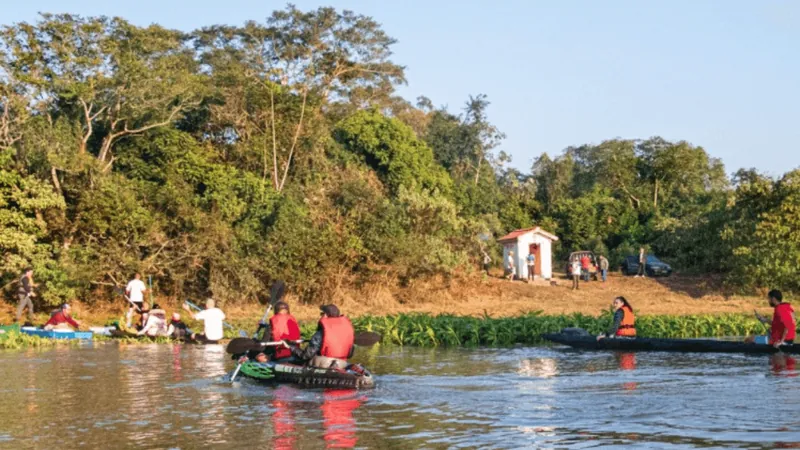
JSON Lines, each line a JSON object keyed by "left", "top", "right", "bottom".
{"left": 269, "top": 301, "right": 301, "bottom": 360}
{"left": 291, "top": 304, "right": 354, "bottom": 369}
{"left": 597, "top": 296, "right": 636, "bottom": 341}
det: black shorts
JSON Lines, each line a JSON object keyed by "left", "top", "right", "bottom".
{"left": 131, "top": 301, "right": 144, "bottom": 311}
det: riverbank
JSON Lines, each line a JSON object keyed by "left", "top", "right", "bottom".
{"left": 0, "top": 272, "right": 773, "bottom": 328}
{"left": 0, "top": 272, "right": 777, "bottom": 348}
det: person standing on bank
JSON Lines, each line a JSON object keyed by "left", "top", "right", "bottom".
{"left": 571, "top": 257, "right": 581, "bottom": 291}
{"left": 526, "top": 252, "right": 536, "bottom": 282}
{"left": 125, "top": 273, "right": 148, "bottom": 328}
{"left": 506, "top": 251, "right": 516, "bottom": 281}
{"left": 482, "top": 250, "right": 492, "bottom": 275}
{"left": 598, "top": 255, "right": 609, "bottom": 282}
{"left": 636, "top": 247, "right": 647, "bottom": 278}
{"left": 16, "top": 268, "right": 36, "bottom": 324}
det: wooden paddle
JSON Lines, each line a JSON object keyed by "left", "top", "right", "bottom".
{"left": 114, "top": 287, "right": 142, "bottom": 312}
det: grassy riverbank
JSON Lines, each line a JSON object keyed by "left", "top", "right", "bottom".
{"left": 0, "top": 273, "right": 780, "bottom": 348}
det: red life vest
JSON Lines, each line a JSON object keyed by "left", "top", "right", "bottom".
{"left": 770, "top": 303, "right": 796, "bottom": 344}
{"left": 320, "top": 316, "right": 354, "bottom": 359}
{"left": 616, "top": 305, "right": 636, "bottom": 337}
{"left": 270, "top": 313, "right": 301, "bottom": 359}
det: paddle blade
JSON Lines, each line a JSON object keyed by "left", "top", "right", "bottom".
{"left": 226, "top": 337, "right": 262, "bottom": 355}
{"left": 354, "top": 331, "right": 382, "bottom": 347}
{"left": 270, "top": 280, "right": 286, "bottom": 304}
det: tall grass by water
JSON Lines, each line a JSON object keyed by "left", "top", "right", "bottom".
{"left": 350, "top": 312, "right": 766, "bottom": 347}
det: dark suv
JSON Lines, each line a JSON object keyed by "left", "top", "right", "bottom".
{"left": 621, "top": 255, "right": 672, "bottom": 277}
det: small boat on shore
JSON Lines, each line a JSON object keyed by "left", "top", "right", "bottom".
{"left": 543, "top": 328, "right": 800, "bottom": 355}
{"left": 235, "top": 360, "right": 375, "bottom": 389}
{"left": 21, "top": 327, "right": 93, "bottom": 340}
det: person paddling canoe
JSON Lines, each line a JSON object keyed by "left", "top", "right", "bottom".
{"left": 44, "top": 303, "right": 81, "bottom": 331}
{"left": 754, "top": 289, "right": 796, "bottom": 348}
{"left": 597, "top": 296, "right": 636, "bottom": 341}
{"left": 182, "top": 298, "right": 225, "bottom": 344}
{"left": 290, "top": 304, "right": 354, "bottom": 369}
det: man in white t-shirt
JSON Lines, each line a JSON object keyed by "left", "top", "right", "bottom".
{"left": 125, "top": 273, "right": 147, "bottom": 328}
{"left": 183, "top": 298, "right": 225, "bottom": 343}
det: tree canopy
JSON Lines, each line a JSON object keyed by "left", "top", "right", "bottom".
{"left": 0, "top": 7, "right": 797, "bottom": 305}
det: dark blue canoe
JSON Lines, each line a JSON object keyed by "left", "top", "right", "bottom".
{"left": 543, "top": 328, "right": 799, "bottom": 355}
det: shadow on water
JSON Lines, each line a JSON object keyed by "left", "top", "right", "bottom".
{"left": 0, "top": 343, "right": 797, "bottom": 448}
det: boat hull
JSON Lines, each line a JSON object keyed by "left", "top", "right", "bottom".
{"left": 21, "top": 327, "right": 93, "bottom": 340}
{"left": 237, "top": 361, "right": 375, "bottom": 389}
{"left": 543, "top": 331, "right": 799, "bottom": 355}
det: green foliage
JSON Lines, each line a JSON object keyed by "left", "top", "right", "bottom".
{"left": 0, "top": 5, "right": 795, "bottom": 309}
{"left": 352, "top": 313, "right": 765, "bottom": 347}
{"left": 335, "top": 110, "right": 452, "bottom": 196}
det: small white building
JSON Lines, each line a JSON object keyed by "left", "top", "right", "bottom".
{"left": 498, "top": 227, "right": 559, "bottom": 280}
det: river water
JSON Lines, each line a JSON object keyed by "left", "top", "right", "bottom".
{"left": 0, "top": 342, "right": 798, "bottom": 449}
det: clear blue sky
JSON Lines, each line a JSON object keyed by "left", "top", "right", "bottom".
{"left": 5, "top": 0, "right": 800, "bottom": 176}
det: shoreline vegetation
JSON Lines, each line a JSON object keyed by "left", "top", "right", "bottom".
{"left": 0, "top": 6, "right": 797, "bottom": 319}
{"left": 1, "top": 274, "right": 776, "bottom": 349}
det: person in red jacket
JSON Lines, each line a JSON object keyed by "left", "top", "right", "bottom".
{"left": 291, "top": 304, "right": 354, "bottom": 368}
{"left": 756, "top": 289, "right": 796, "bottom": 348}
{"left": 44, "top": 303, "right": 81, "bottom": 330}
{"left": 269, "top": 302, "right": 301, "bottom": 360}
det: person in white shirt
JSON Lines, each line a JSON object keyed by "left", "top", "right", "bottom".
{"left": 183, "top": 298, "right": 225, "bottom": 343}
{"left": 137, "top": 304, "right": 173, "bottom": 337}
{"left": 125, "top": 273, "right": 148, "bottom": 328}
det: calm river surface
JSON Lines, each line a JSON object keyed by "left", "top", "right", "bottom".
{"left": 0, "top": 343, "right": 798, "bottom": 449}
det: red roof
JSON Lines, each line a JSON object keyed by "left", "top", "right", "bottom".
{"left": 498, "top": 227, "right": 558, "bottom": 243}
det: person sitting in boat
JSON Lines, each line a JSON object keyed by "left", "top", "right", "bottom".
{"left": 169, "top": 313, "right": 192, "bottom": 339}
{"left": 138, "top": 304, "right": 172, "bottom": 337}
{"left": 754, "top": 289, "right": 796, "bottom": 348}
{"left": 255, "top": 352, "right": 268, "bottom": 363}
{"left": 44, "top": 303, "right": 81, "bottom": 331}
{"left": 182, "top": 298, "right": 225, "bottom": 344}
{"left": 268, "top": 301, "right": 301, "bottom": 361}
{"left": 597, "top": 296, "right": 636, "bottom": 340}
{"left": 290, "top": 304, "right": 354, "bottom": 369}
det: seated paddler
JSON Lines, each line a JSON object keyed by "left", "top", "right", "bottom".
{"left": 249, "top": 301, "right": 302, "bottom": 361}
{"left": 597, "top": 296, "right": 636, "bottom": 341}
{"left": 290, "top": 304, "right": 354, "bottom": 369}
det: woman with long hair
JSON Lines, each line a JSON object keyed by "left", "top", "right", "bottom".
{"left": 598, "top": 296, "right": 636, "bottom": 340}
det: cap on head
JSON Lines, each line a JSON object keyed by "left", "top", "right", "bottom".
{"left": 275, "top": 301, "right": 290, "bottom": 313}
{"left": 320, "top": 304, "right": 340, "bottom": 318}
{"left": 61, "top": 303, "right": 71, "bottom": 311}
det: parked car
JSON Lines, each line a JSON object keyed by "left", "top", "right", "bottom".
{"left": 564, "top": 251, "right": 599, "bottom": 280}
{"left": 621, "top": 255, "right": 673, "bottom": 277}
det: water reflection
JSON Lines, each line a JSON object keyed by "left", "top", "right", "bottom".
{"left": 615, "top": 352, "right": 638, "bottom": 390}
{"left": 321, "top": 389, "right": 363, "bottom": 448}
{"left": 272, "top": 385, "right": 298, "bottom": 450}
{"left": 0, "top": 344, "right": 798, "bottom": 449}
{"left": 770, "top": 354, "right": 797, "bottom": 377}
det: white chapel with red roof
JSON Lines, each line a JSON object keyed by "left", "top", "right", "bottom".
{"left": 497, "top": 227, "right": 559, "bottom": 280}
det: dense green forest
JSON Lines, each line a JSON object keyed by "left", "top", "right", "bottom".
{"left": 0, "top": 7, "right": 797, "bottom": 305}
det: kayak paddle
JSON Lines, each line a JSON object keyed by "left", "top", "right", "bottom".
{"left": 113, "top": 287, "right": 142, "bottom": 312}
{"left": 225, "top": 331, "right": 382, "bottom": 355}
{"left": 231, "top": 280, "right": 285, "bottom": 382}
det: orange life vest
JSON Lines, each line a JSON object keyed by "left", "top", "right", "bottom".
{"left": 270, "top": 313, "right": 301, "bottom": 359}
{"left": 616, "top": 305, "right": 636, "bottom": 337}
{"left": 319, "top": 316, "right": 354, "bottom": 359}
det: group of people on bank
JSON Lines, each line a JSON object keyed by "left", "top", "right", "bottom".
{"left": 598, "top": 289, "right": 796, "bottom": 348}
